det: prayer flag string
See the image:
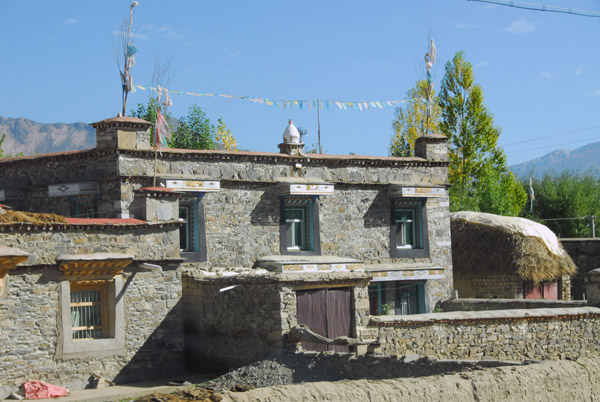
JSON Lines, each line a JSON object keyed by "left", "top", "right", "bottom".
{"left": 134, "top": 85, "right": 410, "bottom": 111}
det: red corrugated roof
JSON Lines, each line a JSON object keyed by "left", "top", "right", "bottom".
{"left": 139, "top": 187, "right": 175, "bottom": 193}
{"left": 66, "top": 218, "right": 145, "bottom": 225}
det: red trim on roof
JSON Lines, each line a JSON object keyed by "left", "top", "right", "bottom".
{"left": 66, "top": 218, "right": 145, "bottom": 225}
{"left": 139, "top": 187, "right": 175, "bottom": 193}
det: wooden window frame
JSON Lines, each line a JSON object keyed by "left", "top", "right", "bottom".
{"left": 70, "top": 282, "right": 109, "bottom": 340}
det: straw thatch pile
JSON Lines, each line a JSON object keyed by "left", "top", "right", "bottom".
{"left": 0, "top": 210, "right": 69, "bottom": 225}
{"left": 451, "top": 213, "right": 576, "bottom": 284}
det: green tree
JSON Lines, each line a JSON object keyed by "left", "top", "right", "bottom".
{"left": 525, "top": 171, "right": 600, "bottom": 238}
{"left": 0, "top": 133, "right": 6, "bottom": 158}
{"left": 389, "top": 80, "right": 441, "bottom": 157}
{"left": 438, "top": 51, "right": 526, "bottom": 215}
{"left": 170, "top": 105, "right": 215, "bottom": 150}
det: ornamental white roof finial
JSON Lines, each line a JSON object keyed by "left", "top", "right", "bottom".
{"left": 282, "top": 119, "right": 300, "bottom": 144}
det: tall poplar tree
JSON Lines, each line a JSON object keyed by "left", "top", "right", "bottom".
{"left": 389, "top": 80, "right": 441, "bottom": 157}
{"left": 438, "top": 51, "right": 525, "bottom": 215}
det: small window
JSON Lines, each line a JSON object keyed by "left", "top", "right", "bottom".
{"left": 280, "top": 197, "right": 321, "bottom": 255}
{"left": 390, "top": 199, "right": 429, "bottom": 258}
{"left": 70, "top": 195, "right": 98, "bottom": 218}
{"left": 369, "top": 280, "right": 426, "bottom": 316}
{"left": 179, "top": 204, "right": 192, "bottom": 252}
{"left": 70, "top": 283, "right": 109, "bottom": 340}
{"left": 395, "top": 209, "right": 416, "bottom": 248}
{"left": 178, "top": 197, "right": 207, "bottom": 261}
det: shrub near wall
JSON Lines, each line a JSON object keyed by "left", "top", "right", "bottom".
{"left": 370, "top": 307, "right": 600, "bottom": 361}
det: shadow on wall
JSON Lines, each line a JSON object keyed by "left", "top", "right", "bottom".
{"left": 112, "top": 299, "right": 185, "bottom": 385}
{"left": 363, "top": 190, "right": 388, "bottom": 228}
{"left": 250, "top": 188, "right": 279, "bottom": 227}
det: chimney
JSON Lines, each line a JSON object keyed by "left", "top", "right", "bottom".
{"left": 90, "top": 114, "right": 153, "bottom": 151}
{"left": 414, "top": 133, "right": 448, "bottom": 162}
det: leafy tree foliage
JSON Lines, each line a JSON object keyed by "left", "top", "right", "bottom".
{"left": 170, "top": 105, "right": 215, "bottom": 150}
{"left": 0, "top": 133, "right": 6, "bottom": 158}
{"left": 215, "top": 118, "right": 237, "bottom": 151}
{"left": 438, "top": 51, "right": 526, "bottom": 215}
{"left": 132, "top": 102, "right": 236, "bottom": 151}
{"left": 390, "top": 80, "right": 441, "bottom": 157}
{"left": 524, "top": 171, "right": 600, "bottom": 238}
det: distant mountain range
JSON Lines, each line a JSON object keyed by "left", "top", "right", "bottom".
{"left": 0, "top": 117, "right": 95, "bottom": 156}
{"left": 510, "top": 142, "right": 600, "bottom": 178}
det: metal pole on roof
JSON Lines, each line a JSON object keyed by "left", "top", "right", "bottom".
{"left": 591, "top": 215, "right": 596, "bottom": 238}
{"left": 317, "top": 99, "right": 322, "bottom": 154}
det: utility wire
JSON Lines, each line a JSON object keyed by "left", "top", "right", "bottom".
{"left": 506, "top": 136, "right": 600, "bottom": 153}
{"left": 468, "top": 0, "right": 600, "bottom": 17}
{"left": 503, "top": 125, "right": 600, "bottom": 146}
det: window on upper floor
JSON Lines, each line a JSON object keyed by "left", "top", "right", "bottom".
{"left": 280, "top": 197, "right": 321, "bottom": 255}
{"left": 70, "top": 195, "right": 98, "bottom": 218}
{"left": 178, "top": 196, "right": 207, "bottom": 262}
{"left": 390, "top": 199, "right": 429, "bottom": 258}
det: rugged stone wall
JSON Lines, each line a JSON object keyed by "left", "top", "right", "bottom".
{"left": 0, "top": 224, "right": 180, "bottom": 265}
{"left": 0, "top": 264, "right": 184, "bottom": 398}
{"left": 369, "top": 307, "right": 600, "bottom": 361}
{"left": 441, "top": 298, "right": 587, "bottom": 312}
{"left": 562, "top": 238, "right": 600, "bottom": 299}
{"left": 454, "top": 274, "right": 523, "bottom": 299}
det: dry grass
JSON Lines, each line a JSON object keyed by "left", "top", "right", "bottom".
{"left": 0, "top": 210, "right": 69, "bottom": 225}
{"left": 451, "top": 218, "right": 576, "bottom": 284}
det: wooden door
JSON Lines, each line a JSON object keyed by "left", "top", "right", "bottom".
{"left": 524, "top": 281, "right": 558, "bottom": 300}
{"left": 296, "top": 288, "right": 352, "bottom": 353}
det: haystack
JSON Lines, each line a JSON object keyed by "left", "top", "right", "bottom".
{"left": 0, "top": 210, "right": 69, "bottom": 225}
{"left": 451, "top": 211, "right": 576, "bottom": 284}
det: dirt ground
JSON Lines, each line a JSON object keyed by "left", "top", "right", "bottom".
{"left": 137, "top": 358, "right": 600, "bottom": 402}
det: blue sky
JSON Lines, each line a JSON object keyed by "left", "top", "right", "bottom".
{"left": 0, "top": 0, "right": 598, "bottom": 165}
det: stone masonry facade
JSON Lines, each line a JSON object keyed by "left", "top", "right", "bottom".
{"left": 0, "top": 117, "right": 454, "bottom": 394}
{"left": 0, "top": 227, "right": 184, "bottom": 395}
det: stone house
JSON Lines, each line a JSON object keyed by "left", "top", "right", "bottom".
{"left": 0, "top": 115, "right": 453, "bottom": 390}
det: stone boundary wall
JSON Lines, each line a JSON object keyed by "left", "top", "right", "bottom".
{"left": 441, "top": 298, "right": 587, "bottom": 312}
{"left": 561, "top": 238, "right": 600, "bottom": 299}
{"left": 368, "top": 307, "right": 600, "bottom": 361}
{"left": 0, "top": 223, "right": 181, "bottom": 265}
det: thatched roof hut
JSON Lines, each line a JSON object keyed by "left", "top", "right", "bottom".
{"left": 451, "top": 211, "right": 576, "bottom": 285}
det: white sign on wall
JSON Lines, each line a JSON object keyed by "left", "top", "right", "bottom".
{"left": 388, "top": 185, "right": 445, "bottom": 198}
{"left": 277, "top": 183, "right": 335, "bottom": 196}
{"left": 161, "top": 179, "right": 221, "bottom": 192}
{"left": 48, "top": 182, "right": 100, "bottom": 197}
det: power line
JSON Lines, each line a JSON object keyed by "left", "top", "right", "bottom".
{"left": 468, "top": 0, "right": 600, "bottom": 17}
{"left": 503, "top": 126, "right": 600, "bottom": 146}
{"left": 506, "top": 136, "right": 600, "bottom": 153}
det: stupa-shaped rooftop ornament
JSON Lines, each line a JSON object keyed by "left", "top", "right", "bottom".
{"left": 278, "top": 120, "right": 305, "bottom": 156}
